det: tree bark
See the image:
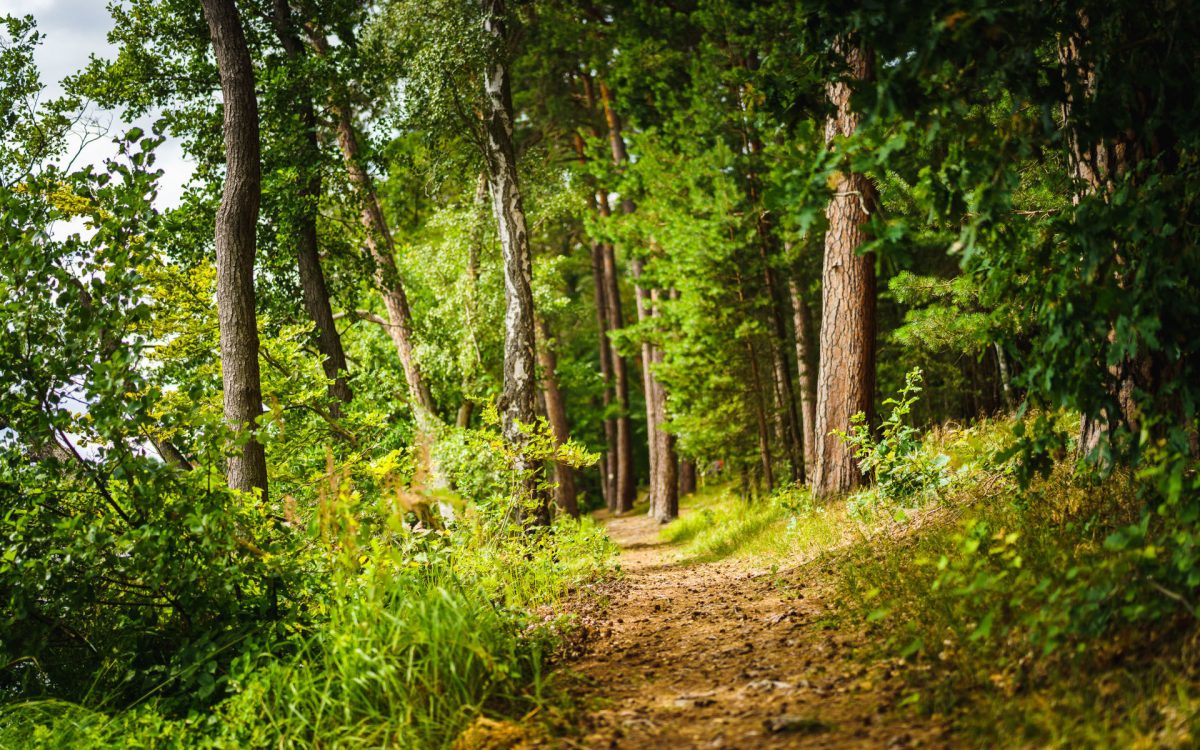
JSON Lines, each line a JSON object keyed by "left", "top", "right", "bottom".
{"left": 270, "top": 0, "right": 352, "bottom": 412}
{"left": 677, "top": 458, "right": 697, "bottom": 497}
{"left": 305, "top": 29, "right": 434, "bottom": 421}
{"left": 631, "top": 256, "right": 658, "bottom": 512}
{"left": 537, "top": 317, "right": 580, "bottom": 517}
{"left": 788, "top": 276, "right": 818, "bottom": 479}
{"left": 481, "top": 0, "right": 545, "bottom": 523}
{"left": 201, "top": 0, "right": 268, "bottom": 501}
{"left": 573, "top": 132, "right": 618, "bottom": 510}
{"left": 650, "top": 289, "right": 678, "bottom": 523}
{"left": 813, "top": 38, "right": 877, "bottom": 499}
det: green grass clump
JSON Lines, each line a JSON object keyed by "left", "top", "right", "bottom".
{"left": 660, "top": 483, "right": 848, "bottom": 565}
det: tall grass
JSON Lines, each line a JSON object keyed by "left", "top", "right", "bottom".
{"left": 660, "top": 484, "right": 849, "bottom": 565}
{"left": 0, "top": 516, "right": 616, "bottom": 749}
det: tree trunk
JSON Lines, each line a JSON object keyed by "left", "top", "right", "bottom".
{"left": 305, "top": 29, "right": 434, "bottom": 421}
{"left": 597, "top": 195, "right": 636, "bottom": 513}
{"left": 678, "top": 458, "right": 696, "bottom": 497}
{"left": 631, "top": 256, "right": 658, "bottom": 513}
{"left": 537, "top": 317, "right": 580, "bottom": 517}
{"left": 201, "top": 0, "right": 268, "bottom": 501}
{"left": 575, "top": 130, "right": 618, "bottom": 511}
{"left": 270, "top": 0, "right": 351, "bottom": 413}
{"left": 813, "top": 38, "right": 877, "bottom": 499}
{"left": 650, "top": 289, "right": 678, "bottom": 523}
{"left": 600, "top": 79, "right": 672, "bottom": 513}
{"left": 788, "top": 277, "right": 818, "bottom": 479}
{"left": 746, "top": 338, "right": 775, "bottom": 494}
{"left": 481, "top": 0, "right": 545, "bottom": 523}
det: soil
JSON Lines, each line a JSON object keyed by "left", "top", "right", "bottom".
{"left": 554, "top": 511, "right": 952, "bottom": 749}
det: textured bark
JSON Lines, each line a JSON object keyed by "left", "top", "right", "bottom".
{"left": 201, "top": 0, "right": 268, "bottom": 501}
{"left": 305, "top": 30, "right": 433, "bottom": 421}
{"left": 814, "top": 39, "right": 877, "bottom": 499}
{"left": 788, "top": 277, "right": 818, "bottom": 479}
{"left": 536, "top": 317, "right": 580, "bottom": 517}
{"left": 481, "top": 0, "right": 545, "bottom": 523}
{"left": 270, "top": 0, "right": 351, "bottom": 412}
{"left": 1059, "top": 19, "right": 1150, "bottom": 458}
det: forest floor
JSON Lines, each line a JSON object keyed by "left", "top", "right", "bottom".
{"left": 553, "top": 508, "right": 953, "bottom": 749}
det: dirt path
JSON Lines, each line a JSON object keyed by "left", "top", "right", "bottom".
{"left": 559, "top": 512, "right": 949, "bottom": 749}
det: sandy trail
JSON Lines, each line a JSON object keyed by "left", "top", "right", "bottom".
{"left": 558, "top": 511, "right": 949, "bottom": 749}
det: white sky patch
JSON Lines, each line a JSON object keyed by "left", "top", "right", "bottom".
{"left": 7, "top": 0, "right": 196, "bottom": 216}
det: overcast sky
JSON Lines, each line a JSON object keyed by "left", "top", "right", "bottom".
{"left": 7, "top": 0, "right": 194, "bottom": 207}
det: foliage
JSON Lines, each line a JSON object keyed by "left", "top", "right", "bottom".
{"left": 837, "top": 369, "right": 954, "bottom": 511}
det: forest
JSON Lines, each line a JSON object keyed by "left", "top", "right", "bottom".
{"left": 1, "top": 0, "right": 1198, "bottom": 747}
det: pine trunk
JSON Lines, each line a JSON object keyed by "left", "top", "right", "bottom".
{"left": 650, "top": 289, "right": 678, "bottom": 523}
{"left": 201, "top": 0, "right": 268, "bottom": 501}
{"left": 678, "top": 458, "right": 697, "bottom": 497}
{"left": 788, "top": 277, "right": 818, "bottom": 479}
{"left": 481, "top": 0, "right": 545, "bottom": 523}
{"left": 536, "top": 317, "right": 580, "bottom": 517}
{"left": 813, "top": 39, "right": 877, "bottom": 499}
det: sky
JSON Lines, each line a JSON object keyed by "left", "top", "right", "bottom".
{"left": 6, "top": 0, "right": 195, "bottom": 207}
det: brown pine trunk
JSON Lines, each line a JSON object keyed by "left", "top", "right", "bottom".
{"left": 481, "top": 0, "right": 545, "bottom": 523}
{"left": 536, "top": 317, "right": 580, "bottom": 517}
{"left": 305, "top": 30, "right": 434, "bottom": 421}
{"left": 678, "top": 458, "right": 697, "bottom": 497}
{"left": 631, "top": 256, "right": 658, "bottom": 513}
{"left": 813, "top": 39, "right": 877, "bottom": 499}
{"left": 747, "top": 338, "right": 775, "bottom": 494}
{"left": 270, "top": 0, "right": 351, "bottom": 412}
{"left": 650, "top": 289, "right": 678, "bottom": 523}
{"left": 597, "top": 195, "right": 635, "bottom": 513}
{"left": 788, "top": 276, "right": 818, "bottom": 479}
{"left": 201, "top": 0, "right": 268, "bottom": 501}
{"left": 573, "top": 131, "right": 619, "bottom": 510}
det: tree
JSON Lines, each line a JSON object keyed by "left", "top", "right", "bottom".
{"left": 812, "top": 38, "right": 876, "bottom": 499}
{"left": 480, "top": 0, "right": 544, "bottom": 521}
{"left": 200, "top": 0, "right": 269, "bottom": 500}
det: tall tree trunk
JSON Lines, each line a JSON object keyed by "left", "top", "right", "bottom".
{"left": 745, "top": 133, "right": 802, "bottom": 484}
{"left": 788, "top": 276, "right": 818, "bottom": 479}
{"left": 537, "top": 317, "right": 580, "bottom": 517}
{"left": 305, "top": 30, "right": 434, "bottom": 421}
{"left": 597, "top": 196, "right": 636, "bottom": 513}
{"left": 600, "top": 79, "right": 676, "bottom": 513}
{"left": 650, "top": 289, "right": 678, "bottom": 523}
{"left": 631, "top": 256, "right": 658, "bottom": 513}
{"left": 746, "top": 338, "right": 775, "bottom": 494}
{"left": 270, "top": 0, "right": 351, "bottom": 412}
{"left": 573, "top": 132, "right": 618, "bottom": 510}
{"left": 1059, "top": 18, "right": 1153, "bottom": 460}
{"left": 813, "top": 39, "right": 877, "bottom": 499}
{"left": 201, "top": 0, "right": 268, "bottom": 501}
{"left": 481, "top": 0, "right": 545, "bottom": 523}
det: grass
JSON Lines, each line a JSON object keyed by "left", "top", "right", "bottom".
{"left": 659, "top": 481, "right": 852, "bottom": 565}
{"left": 0, "top": 516, "right": 617, "bottom": 750}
